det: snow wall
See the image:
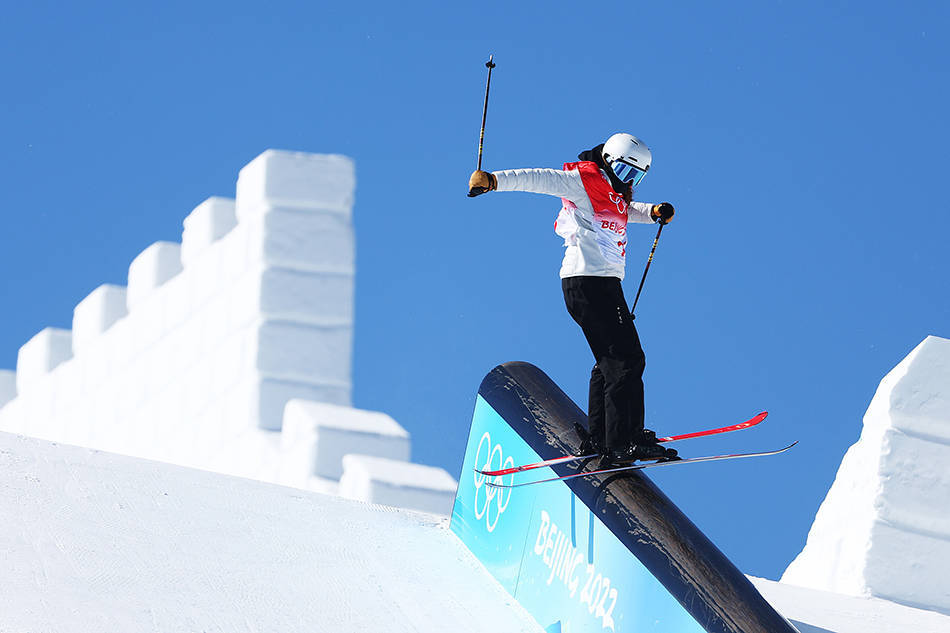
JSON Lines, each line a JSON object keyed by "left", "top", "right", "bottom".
{"left": 0, "top": 150, "right": 457, "bottom": 515}
{"left": 0, "top": 150, "right": 353, "bottom": 478}
{"left": 783, "top": 335, "right": 950, "bottom": 614}
{"left": 451, "top": 362, "right": 800, "bottom": 633}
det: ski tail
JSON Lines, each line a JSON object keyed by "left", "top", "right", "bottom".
{"left": 473, "top": 452, "right": 599, "bottom": 477}
{"left": 475, "top": 411, "right": 768, "bottom": 477}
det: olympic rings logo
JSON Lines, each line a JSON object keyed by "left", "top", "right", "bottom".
{"left": 608, "top": 191, "right": 627, "bottom": 214}
{"left": 472, "top": 431, "right": 514, "bottom": 533}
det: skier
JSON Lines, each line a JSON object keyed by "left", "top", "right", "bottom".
{"left": 467, "top": 133, "right": 677, "bottom": 464}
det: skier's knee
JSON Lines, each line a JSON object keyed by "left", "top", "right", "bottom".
{"left": 599, "top": 358, "right": 643, "bottom": 381}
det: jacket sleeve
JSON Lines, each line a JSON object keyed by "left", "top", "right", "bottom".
{"left": 627, "top": 201, "right": 656, "bottom": 225}
{"left": 492, "top": 168, "right": 588, "bottom": 204}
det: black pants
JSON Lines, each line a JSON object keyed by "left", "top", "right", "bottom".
{"left": 562, "top": 276, "right": 645, "bottom": 451}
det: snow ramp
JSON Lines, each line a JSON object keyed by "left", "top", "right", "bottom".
{"left": 451, "top": 362, "right": 799, "bottom": 633}
{"left": 0, "top": 432, "right": 542, "bottom": 633}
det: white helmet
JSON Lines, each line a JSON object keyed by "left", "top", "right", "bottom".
{"left": 602, "top": 133, "right": 652, "bottom": 187}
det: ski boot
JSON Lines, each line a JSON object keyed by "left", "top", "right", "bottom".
{"left": 574, "top": 434, "right": 605, "bottom": 457}
{"left": 602, "top": 429, "right": 679, "bottom": 465}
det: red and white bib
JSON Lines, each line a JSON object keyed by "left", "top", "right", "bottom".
{"left": 555, "top": 161, "right": 629, "bottom": 278}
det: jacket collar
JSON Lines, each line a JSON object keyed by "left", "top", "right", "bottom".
{"left": 578, "top": 143, "right": 631, "bottom": 199}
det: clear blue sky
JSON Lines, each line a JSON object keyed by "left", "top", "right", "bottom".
{"left": 2, "top": 1, "right": 948, "bottom": 580}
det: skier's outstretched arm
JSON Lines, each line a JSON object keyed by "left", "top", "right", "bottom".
{"left": 469, "top": 169, "right": 676, "bottom": 225}
{"left": 469, "top": 168, "right": 586, "bottom": 203}
{"left": 628, "top": 201, "right": 656, "bottom": 224}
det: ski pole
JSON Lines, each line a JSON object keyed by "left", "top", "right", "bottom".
{"left": 475, "top": 54, "right": 496, "bottom": 172}
{"left": 630, "top": 222, "right": 664, "bottom": 318}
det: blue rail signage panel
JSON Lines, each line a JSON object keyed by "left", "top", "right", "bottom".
{"left": 452, "top": 395, "right": 704, "bottom": 633}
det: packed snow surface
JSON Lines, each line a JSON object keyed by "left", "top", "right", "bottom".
{"left": 0, "top": 432, "right": 541, "bottom": 633}
{"left": 750, "top": 576, "right": 950, "bottom": 633}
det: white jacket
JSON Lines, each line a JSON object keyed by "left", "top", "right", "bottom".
{"left": 493, "top": 161, "right": 656, "bottom": 280}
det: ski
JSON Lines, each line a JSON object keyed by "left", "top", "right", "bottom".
{"left": 474, "top": 411, "right": 768, "bottom": 477}
{"left": 655, "top": 410, "right": 769, "bottom": 443}
{"left": 483, "top": 442, "right": 798, "bottom": 489}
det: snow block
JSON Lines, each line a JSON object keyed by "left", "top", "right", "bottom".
{"left": 864, "top": 521, "right": 950, "bottom": 611}
{"left": 102, "top": 317, "right": 133, "bottom": 375}
{"left": 245, "top": 207, "right": 355, "bottom": 274}
{"left": 210, "top": 219, "right": 252, "bottom": 289}
{"left": 875, "top": 335, "right": 950, "bottom": 441}
{"left": 875, "top": 431, "right": 950, "bottom": 536}
{"left": 16, "top": 328, "right": 73, "bottom": 394}
{"left": 255, "top": 321, "right": 353, "bottom": 388}
{"left": 159, "top": 271, "right": 190, "bottom": 336}
{"left": 0, "top": 370, "right": 15, "bottom": 408}
{"left": 258, "top": 268, "right": 354, "bottom": 325}
{"left": 281, "top": 400, "right": 409, "bottom": 480}
{"left": 227, "top": 269, "right": 354, "bottom": 334}
{"left": 72, "top": 284, "right": 128, "bottom": 355}
{"left": 181, "top": 197, "right": 237, "bottom": 267}
{"left": 0, "top": 394, "right": 25, "bottom": 434}
{"left": 783, "top": 335, "right": 950, "bottom": 614}
{"left": 339, "top": 455, "right": 458, "bottom": 516}
{"left": 127, "top": 241, "right": 183, "bottom": 310}
{"left": 246, "top": 377, "right": 352, "bottom": 432}
{"left": 235, "top": 150, "right": 355, "bottom": 221}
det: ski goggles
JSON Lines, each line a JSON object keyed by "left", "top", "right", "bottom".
{"left": 609, "top": 159, "right": 648, "bottom": 187}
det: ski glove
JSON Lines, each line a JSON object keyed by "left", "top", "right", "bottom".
{"left": 468, "top": 170, "right": 497, "bottom": 197}
{"left": 651, "top": 202, "right": 675, "bottom": 224}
